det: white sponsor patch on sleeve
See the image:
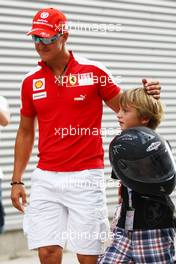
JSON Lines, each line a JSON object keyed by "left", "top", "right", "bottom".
{"left": 32, "top": 91, "right": 47, "bottom": 100}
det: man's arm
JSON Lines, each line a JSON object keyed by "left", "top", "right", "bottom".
{"left": 105, "top": 79, "right": 161, "bottom": 112}
{"left": 11, "top": 115, "right": 36, "bottom": 212}
{"left": 105, "top": 92, "right": 122, "bottom": 113}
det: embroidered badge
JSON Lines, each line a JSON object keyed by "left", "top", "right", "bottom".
{"left": 33, "top": 78, "right": 45, "bottom": 91}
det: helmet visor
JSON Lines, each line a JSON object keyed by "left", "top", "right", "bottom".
{"left": 116, "top": 147, "right": 176, "bottom": 184}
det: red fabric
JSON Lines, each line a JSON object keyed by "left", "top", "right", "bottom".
{"left": 21, "top": 51, "right": 121, "bottom": 171}
{"left": 27, "top": 7, "right": 67, "bottom": 37}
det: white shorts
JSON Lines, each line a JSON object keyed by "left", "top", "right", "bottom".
{"left": 23, "top": 168, "right": 109, "bottom": 255}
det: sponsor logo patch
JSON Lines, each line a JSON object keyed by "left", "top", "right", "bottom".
{"left": 40, "top": 12, "right": 49, "bottom": 19}
{"left": 33, "top": 78, "right": 45, "bottom": 91}
{"left": 66, "top": 73, "right": 94, "bottom": 87}
{"left": 146, "top": 141, "right": 161, "bottom": 152}
{"left": 69, "top": 75, "right": 78, "bottom": 86}
{"left": 74, "top": 94, "right": 86, "bottom": 101}
{"left": 32, "top": 91, "right": 47, "bottom": 100}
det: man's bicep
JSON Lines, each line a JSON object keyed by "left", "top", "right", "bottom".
{"left": 19, "top": 115, "right": 36, "bottom": 133}
{"left": 105, "top": 92, "right": 122, "bottom": 113}
{"left": 20, "top": 80, "right": 36, "bottom": 117}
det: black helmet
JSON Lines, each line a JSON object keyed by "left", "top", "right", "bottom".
{"left": 109, "top": 126, "right": 176, "bottom": 196}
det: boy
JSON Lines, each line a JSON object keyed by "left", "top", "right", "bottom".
{"left": 98, "top": 88, "right": 176, "bottom": 263}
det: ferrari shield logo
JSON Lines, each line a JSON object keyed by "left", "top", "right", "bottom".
{"left": 69, "top": 75, "right": 77, "bottom": 86}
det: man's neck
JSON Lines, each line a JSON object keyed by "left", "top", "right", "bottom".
{"left": 46, "top": 49, "right": 70, "bottom": 74}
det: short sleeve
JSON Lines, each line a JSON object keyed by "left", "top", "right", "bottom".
{"left": 96, "top": 66, "right": 121, "bottom": 101}
{"left": 20, "top": 79, "right": 36, "bottom": 117}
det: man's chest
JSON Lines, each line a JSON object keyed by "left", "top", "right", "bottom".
{"left": 31, "top": 73, "right": 101, "bottom": 117}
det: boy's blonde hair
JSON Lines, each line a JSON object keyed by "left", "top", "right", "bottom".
{"left": 119, "top": 88, "right": 164, "bottom": 129}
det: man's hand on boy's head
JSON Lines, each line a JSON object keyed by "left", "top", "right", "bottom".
{"left": 142, "top": 79, "right": 161, "bottom": 99}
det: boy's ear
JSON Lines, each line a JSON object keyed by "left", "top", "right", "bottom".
{"left": 141, "top": 116, "right": 150, "bottom": 126}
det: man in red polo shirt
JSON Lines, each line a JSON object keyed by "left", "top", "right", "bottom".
{"left": 11, "top": 7, "right": 161, "bottom": 264}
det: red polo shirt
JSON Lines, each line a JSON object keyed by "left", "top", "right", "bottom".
{"left": 21, "top": 51, "right": 121, "bottom": 171}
